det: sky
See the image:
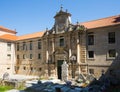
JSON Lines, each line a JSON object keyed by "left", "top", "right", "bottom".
{"left": 0, "top": 0, "right": 120, "bottom": 36}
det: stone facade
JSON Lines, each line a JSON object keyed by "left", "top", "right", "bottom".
{"left": 1, "top": 8, "right": 120, "bottom": 80}
{"left": 86, "top": 25, "right": 120, "bottom": 79}
{"left": 15, "top": 9, "right": 120, "bottom": 80}
{"left": 15, "top": 37, "right": 45, "bottom": 77}
{"left": 0, "top": 28, "right": 16, "bottom": 78}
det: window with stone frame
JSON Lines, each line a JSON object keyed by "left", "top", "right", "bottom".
{"left": 23, "top": 42, "right": 26, "bottom": 50}
{"left": 7, "top": 42, "right": 11, "bottom": 51}
{"left": 38, "top": 39, "right": 42, "bottom": 49}
{"left": 7, "top": 54, "right": 11, "bottom": 60}
{"left": 30, "top": 41, "right": 32, "bottom": 50}
{"left": 88, "top": 51, "right": 94, "bottom": 58}
{"left": 108, "top": 32, "right": 115, "bottom": 44}
{"left": 30, "top": 54, "right": 33, "bottom": 59}
{"left": 30, "top": 67, "right": 33, "bottom": 71}
{"left": 59, "top": 36, "right": 64, "bottom": 47}
{"left": 108, "top": 49, "right": 116, "bottom": 58}
{"left": 89, "top": 69, "right": 94, "bottom": 74}
{"left": 17, "top": 55, "right": 19, "bottom": 59}
{"left": 88, "top": 33, "right": 94, "bottom": 45}
{"left": 38, "top": 53, "right": 41, "bottom": 59}
{"left": 23, "top": 66, "right": 26, "bottom": 70}
{"left": 15, "top": 66, "right": 19, "bottom": 70}
{"left": 17, "top": 43, "right": 19, "bottom": 51}
{"left": 39, "top": 67, "right": 42, "bottom": 71}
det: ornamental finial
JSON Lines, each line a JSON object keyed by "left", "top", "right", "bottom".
{"left": 60, "top": 4, "right": 63, "bottom": 11}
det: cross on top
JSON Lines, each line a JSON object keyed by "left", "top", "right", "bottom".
{"left": 60, "top": 4, "right": 63, "bottom": 11}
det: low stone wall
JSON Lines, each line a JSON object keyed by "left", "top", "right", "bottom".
{"left": 0, "top": 80, "right": 25, "bottom": 89}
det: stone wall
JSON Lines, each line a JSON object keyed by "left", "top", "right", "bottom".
{"left": 0, "top": 40, "right": 15, "bottom": 78}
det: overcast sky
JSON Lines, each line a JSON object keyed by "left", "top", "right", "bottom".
{"left": 0, "top": 0, "right": 120, "bottom": 35}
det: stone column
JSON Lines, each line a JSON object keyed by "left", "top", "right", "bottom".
{"left": 77, "top": 35, "right": 81, "bottom": 74}
{"left": 77, "top": 38, "right": 80, "bottom": 64}
{"left": 69, "top": 49, "right": 71, "bottom": 58}
{"left": 46, "top": 51, "right": 48, "bottom": 63}
{"left": 52, "top": 38, "right": 55, "bottom": 52}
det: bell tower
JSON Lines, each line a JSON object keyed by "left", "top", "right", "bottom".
{"left": 54, "top": 6, "right": 72, "bottom": 33}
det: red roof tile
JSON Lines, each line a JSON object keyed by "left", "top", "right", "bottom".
{"left": 0, "top": 26, "right": 17, "bottom": 34}
{"left": 17, "top": 31, "right": 45, "bottom": 40}
{"left": 0, "top": 34, "right": 17, "bottom": 41}
{"left": 81, "top": 15, "right": 120, "bottom": 29}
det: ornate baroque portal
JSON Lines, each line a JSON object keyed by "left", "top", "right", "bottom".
{"left": 54, "top": 48, "right": 68, "bottom": 79}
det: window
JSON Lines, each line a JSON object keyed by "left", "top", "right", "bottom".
{"left": 17, "top": 43, "right": 19, "bottom": 51}
{"left": 7, "top": 67, "right": 10, "bottom": 70}
{"left": 88, "top": 51, "right": 94, "bottom": 58}
{"left": 23, "top": 66, "right": 26, "bottom": 70}
{"left": 88, "top": 34, "right": 94, "bottom": 45}
{"left": 23, "top": 42, "right": 27, "bottom": 50}
{"left": 89, "top": 69, "right": 94, "bottom": 74}
{"left": 7, "top": 43, "right": 11, "bottom": 51}
{"left": 7, "top": 54, "right": 11, "bottom": 60}
{"left": 38, "top": 40, "right": 41, "bottom": 49}
{"left": 17, "top": 55, "right": 19, "bottom": 59}
{"left": 108, "top": 32, "right": 115, "bottom": 44}
{"left": 30, "top": 67, "right": 33, "bottom": 71}
{"left": 30, "top": 54, "right": 33, "bottom": 59}
{"left": 30, "top": 41, "right": 32, "bottom": 50}
{"left": 15, "top": 66, "right": 19, "bottom": 70}
{"left": 39, "top": 68, "right": 42, "bottom": 71}
{"left": 59, "top": 37, "right": 64, "bottom": 46}
{"left": 23, "top": 54, "right": 26, "bottom": 59}
{"left": 38, "top": 54, "right": 41, "bottom": 59}
{"left": 108, "top": 49, "right": 116, "bottom": 58}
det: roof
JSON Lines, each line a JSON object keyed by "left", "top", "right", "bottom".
{"left": 81, "top": 15, "right": 120, "bottom": 29}
{"left": 0, "top": 26, "right": 17, "bottom": 34}
{"left": 0, "top": 31, "right": 45, "bottom": 41}
{"left": 17, "top": 31, "right": 45, "bottom": 40}
{"left": 0, "top": 34, "right": 17, "bottom": 41}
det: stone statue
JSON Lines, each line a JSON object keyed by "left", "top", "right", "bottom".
{"left": 62, "top": 61, "right": 68, "bottom": 81}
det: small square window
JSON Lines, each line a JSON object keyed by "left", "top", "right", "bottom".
{"left": 88, "top": 51, "right": 94, "bottom": 58}
{"left": 89, "top": 69, "right": 94, "bottom": 74}
{"left": 7, "top": 54, "right": 11, "bottom": 60}
{"left": 39, "top": 68, "right": 42, "bottom": 71}
{"left": 108, "top": 49, "right": 116, "bottom": 58}
{"left": 16, "top": 66, "right": 19, "bottom": 70}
